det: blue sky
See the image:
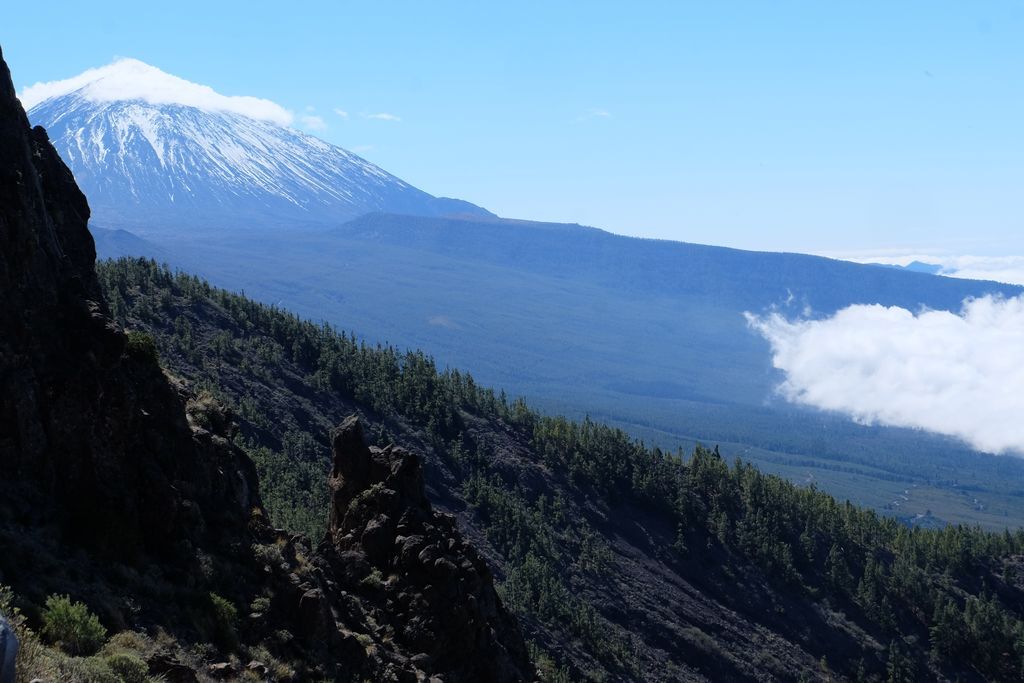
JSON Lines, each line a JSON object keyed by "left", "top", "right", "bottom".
{"left": 4, "top": 1, "right": 1023, "bottom": 253}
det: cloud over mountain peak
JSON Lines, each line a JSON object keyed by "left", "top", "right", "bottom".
{"left": 19, "top": 58, "right": 293, "bottom": 126}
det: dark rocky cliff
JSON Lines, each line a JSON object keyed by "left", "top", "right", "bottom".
{"left": 0, "top": 44, "right": 259, "bottom": 560}
{"left": 0, "top": 44, "right": 532, "bottom": 682}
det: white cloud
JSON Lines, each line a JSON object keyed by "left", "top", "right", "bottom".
{"left": 944, "top": 257, "right": 1024, "bottom": 286}
{"left": 365, "top": 112, "right": 401, "bottom": 121}
{"left": 19, "top": 58, "right": 294, "bottom": 126}
{"left": 746, "top": 296, "right": 1024, "bottom": 455}
{"left": 334, "top": 108, "right": 349, "bottom": 118}
{"left": 577, "top": 109, "right": 613, "bottom": 121}
{"left": 823, "top": 250, "right": 1024, "bottom": 287}
{"left": 301, "top": 114, "right": 327, "bottom": 130}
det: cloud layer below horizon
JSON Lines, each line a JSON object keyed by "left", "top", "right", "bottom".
{"left": 747, "top": 295, "right": 1024, "bottom": 456}
{"left": 827, "top": 252, "right": 1024, "bottom": 287}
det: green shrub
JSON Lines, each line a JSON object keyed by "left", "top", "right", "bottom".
{"left": 250, "top": 596, "right": 272, "bottom": 614}
{"left": 359, "top": 568, "right": 384, "bottom": 590}
{"left": 40, "top": 594, "right": 107, "bottom": 656}
{"left": 125, "top": 330, "right": 159, "bottom": 363}
{"left": 104, "top": 651, "right": 150, "bottom": 683}
{"left": 252, "top": 542, "right": 285, "bottom": 568}
{"left": 54, "top": 655, "right": 120, "bottom": 683}
{"left": 106, "top": 629, "right": 150, "bottom": 653}
{"left": 209, "top": 592, "right": 239, "bottom": 651}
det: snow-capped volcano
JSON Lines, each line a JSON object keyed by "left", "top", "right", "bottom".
{"left": 21, "top": 59, "right": 488, "bottom": 233}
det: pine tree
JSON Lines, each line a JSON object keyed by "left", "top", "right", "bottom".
{"left": 886, "top": 639, "right": 915, "bottom": 683}
{"left": 825, "top": 543, "right": 854, "bottom": 593}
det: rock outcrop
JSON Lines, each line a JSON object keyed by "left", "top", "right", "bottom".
{"left": 319, "top": 416, "right": 533, "bottom": 682}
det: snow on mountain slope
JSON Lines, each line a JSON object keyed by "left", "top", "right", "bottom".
{"left": 21, "top": 59, "right": 489, "bottom": 233}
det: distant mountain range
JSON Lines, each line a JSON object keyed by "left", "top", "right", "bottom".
{"left": 24, "top": 59, "right": 490, "bottom": 232}
{"left": 870, "top": 260, "right": 945, "bottom": 275}
{"left": 27, "top": 59, "right": 1024, "bottom": 530}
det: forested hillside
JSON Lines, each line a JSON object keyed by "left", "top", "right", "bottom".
{"left": 99, "top": 257, "right": 1024, "bottom": 682}
{"left": 94, "top": 213, "right": 1024, "bottom": 530}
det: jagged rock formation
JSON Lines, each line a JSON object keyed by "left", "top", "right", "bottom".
{"left": 320, "top": 416, "right": 532, "bottom": 682}
{"left": 207, "top": 417, "right": 534, "bottom": 682}
{"left": 222, "top": 417, "right": 534, "bottom": 682}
